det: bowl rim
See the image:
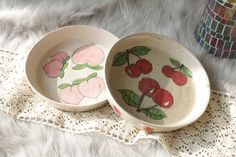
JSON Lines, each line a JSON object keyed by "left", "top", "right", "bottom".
{"left": 104, "top": 32, "right": 211, "bottom": 129}
{"left": 25, "top": 25, "right": 119, "bottom": 111}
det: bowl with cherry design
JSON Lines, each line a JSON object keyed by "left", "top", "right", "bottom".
{"left": 105, "top": 33, "right": 210, "bottom": 132}
{"left": 26, "top": 25, "right": 118, "bottom": 111}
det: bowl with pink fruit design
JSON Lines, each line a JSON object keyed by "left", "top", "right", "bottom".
{"left": 26, "top": 25, "right": 118, "bottom": 111}
{"left": 105, "top": 33, "right": 210, "bottom": 132}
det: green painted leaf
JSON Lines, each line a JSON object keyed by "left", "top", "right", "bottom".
{"left": 118, "top": 89, "right": 140, "bottom": 108}
{"left": 169, "top": 58, "right": 181, "bottom": 66}
{"left": 142, "top": 108, "right": 166, "bottom": 120}
{"left": 58, "top": 83, "right": 71, "bottom": 89}
{"left": 72, "top": 72, "right": 98, "bottom": 85}
{"left": 65, "top": 56, "right": 70, "bottom": 61}
{"left": 73, "top": 64, "right": 103, "bottom": 70}
{"left": 72, "top": 78, "right": 87, "bottom": 85}
{"left": 130, "top": 46, "right": 151, "bottom": 56}
{"left": 59, "top": 70, "right": 64, "bottom": 78}
{"left": 72, "top": 64, "right": 87, "bottom": 70}
{"left": 87, "top": 65, "right": 103, "bottom": 70}
{"left": 181, "top": 65, "right": 192, "bottom": 78}
{"left": 62, "top": 62, "right": 68, "bottom": 70}
{"left": 112, "top": 52, "right": 127, "bottom": 66}
{"left": 86, "top": 72, "right": 97, "bottom": 80}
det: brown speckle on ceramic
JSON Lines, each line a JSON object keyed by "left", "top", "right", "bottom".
{"left": 26, "top": 25, "right": 119, "bottom": 112}
{"left": 105, "top": 33, "right": 210, "bottom": 132}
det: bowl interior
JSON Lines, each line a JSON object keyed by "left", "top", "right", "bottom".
{"left": 105, "top": 33, "right": 210, "bottom": 126}
{"left": 26, "top": 25, "right": 118, "bottom": 109}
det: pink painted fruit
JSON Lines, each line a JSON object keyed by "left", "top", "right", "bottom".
{"left": 50, "top": 51, "right": 68, "bottom": 63}
{"left": 152, "top": 89, "right": 173, "bottom": 108}
{"left": 78, "top": 77, "right": 104, "bottom": 98}
{"left": 59, "top": 86, "right": 84, "bottom": 105}
{"left": 72, "top": 43, "right": 105, "bottom": 66}
{"left": 43, "top": 60, "right": 63, "bottom": 78}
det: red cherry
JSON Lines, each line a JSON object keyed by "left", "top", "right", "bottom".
{"left": 139, "top": 78, "right": 160, "bottom": 97}
{"left": 143, "top": 126, "right": 154, "bottom": 133}
{"left": 162, "top": 65, "right": 175, "bottom": 78}
{"left": 152, "top": 89, "right": 173, "bottom": 108}
{"left": 125, "top": 64, "right": 141, "bottom": 78}
{"left": 136, "top": 58, "right": 153, "bottom": 74}
{"left": 112, "top": 105, "right": 121, "bottom": 115}
{"left": 172, "top": 71, "right": 187, "bottom": 86}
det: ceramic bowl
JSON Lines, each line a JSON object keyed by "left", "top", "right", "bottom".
{"left": 26, "top": 25, "right": 119, "bottom": 112}
{"left": 105, "top": 33, "right": 210, "bottom": 132}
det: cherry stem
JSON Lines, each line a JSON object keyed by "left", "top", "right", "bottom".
{"left": 126, "top": 49, "right": 131, "bottom": 67}
{"left": 137, "top": 88, "right": 160, "bottom": 112}
{"left": 138, "top": 104, "right": 159, "bottom": 112}
{"left": 172, "top": 64, "right": 184, "bottom": 70}
{"left": 126, "top": 49, "right": 142, "bottom": 67}
{"left": 136, "top": 92, "right": 146, "bottom": 112}
{"left": 179, "top": 64, "right": 184, "bottom": 71}
{"left": 130, "top": 51, "right": 141, "bottom": 59}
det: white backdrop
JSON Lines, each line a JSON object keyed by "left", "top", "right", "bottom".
{"left": 0, "top": 0, "right": 236, "bottom": 156}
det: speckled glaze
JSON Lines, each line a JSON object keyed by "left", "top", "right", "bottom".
{"left": 26, "top": 25, "right": 119, "bottom": 112}
{"left": 105, "top": 33, "right": 210, "bottom": 132}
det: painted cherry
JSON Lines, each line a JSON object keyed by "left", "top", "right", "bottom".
{"left": 112, "top": 105, "right": 121, "bottom": 115}
{"left": 139, "top": 78, "right": 160, "bottom": 97}
{"left": 125, "top": 64, "right": 141, "bottom": 78}
{"left": 50, "top": 51, "right": 67, "bottom": 63}
{"left": 172, "top": 71, "right": 187, "bottom": 86}
{"left": 152, "top": 89, "right": 173, "bottom": 108}
{"left": 43, "top": 60, "right": 63, "bottom": 78}
{"left": 72, "top": 43, "right": 105, "bottom": 66}
{"left": 78, "top": 77, "right": 104, "bottom": 98}
{"left": 59, "top": 86, "right": 84, "bottom": 105}
{"left": 143, "top": 126, "right": 154, "bottom": 133}
{"left": 136, "top": 58, "right": 153, "bottom": 74}
{"left": 162, "top": 65, "right": 175, "bottom": 78}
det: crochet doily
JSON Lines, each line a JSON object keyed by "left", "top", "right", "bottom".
{"left": 0, "top": 49, "right": 236, "bottom": 156}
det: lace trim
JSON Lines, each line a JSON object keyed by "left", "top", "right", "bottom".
{"left": 0, "top": 49, "right": 236, "bottom": 156}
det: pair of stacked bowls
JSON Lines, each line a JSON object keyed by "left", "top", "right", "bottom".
{"left": 26, "top": 25, "right": 210, "bottom": 132}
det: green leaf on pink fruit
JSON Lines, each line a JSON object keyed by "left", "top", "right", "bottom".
{"left": 87, "top": 64, "right": 103, "bottom": 70}
{"left": 72, "top": 64, "right": 87, "bottom": 70}
{"left": 86, "top": 72, "right": 97, "bottom": 80}
{"left": 118, "top": 89, "right": 140, "bottom": 108}
{"left": 130, "top": 46, "right": 151, "bottom": 56}
{"left": 72, "top": 78, "right": 87, "bottom": 85}
{"left": 59, "top": 70, "right": 64, "bottom": 78}
{"left": 181, "top": 65, "right": 192, "bottom": 78}
{"left": 170, "top": 58, "right": 181, "bottom": 66}
{"left": 65, "top": 56, "right": 70, "bottom": 61}
{"left": 112, "top": 52, "right": 127, "bottom": 66}
{"left": 73, "top": 64, "right": 103, "bottom": 70}
{"left": 62, "top": 62, "right": 68, "bottom": 70}
{"left": 58, "top": 83, "right": 71, "bottom": 90}
{"left": 142, "top": 108, "right": 166, "bottom": 120}
{"left": 71, "top": 73, "right": 97, "bottom": 85}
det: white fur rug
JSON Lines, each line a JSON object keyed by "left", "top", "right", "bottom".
{"left": 0, "top": 0, "right": 236, "bottom": 156}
